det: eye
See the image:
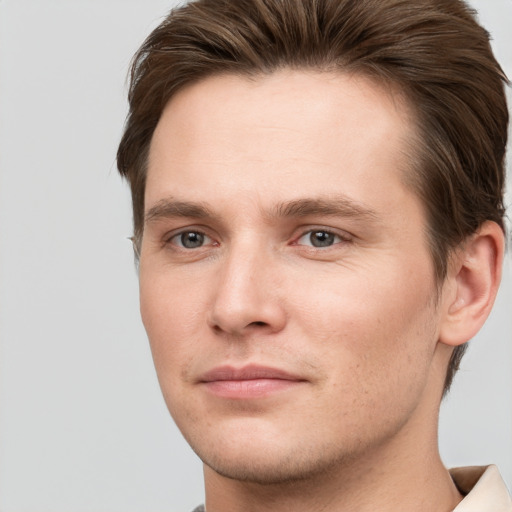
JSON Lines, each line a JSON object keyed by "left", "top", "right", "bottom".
{"left": 170, "top": 231, "right": 212, "bottom": 249}
{"left": 296, "top": 230, "right": 346, "bottom": 248}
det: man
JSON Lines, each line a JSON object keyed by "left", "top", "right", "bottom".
{"left": 117, "top": 0, "right": 511, "bottom": 510}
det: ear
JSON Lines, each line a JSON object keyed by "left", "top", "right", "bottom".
{"left": 439, "top": 221, "right": 504, "bottom": 347}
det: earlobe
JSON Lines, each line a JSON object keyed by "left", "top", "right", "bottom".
{"left": 439, "top": 221, "right": 504, "bottom": 347}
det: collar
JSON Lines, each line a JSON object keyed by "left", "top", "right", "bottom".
{"left": 451, "top": 465, "right": 512, "bottom": 511}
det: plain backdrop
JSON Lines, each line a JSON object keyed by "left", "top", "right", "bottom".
{"left": 0, "top": 1, "right": 510, "bottom": 511}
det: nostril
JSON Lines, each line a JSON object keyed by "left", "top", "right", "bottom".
{"left": 250, "top": 321, "right": 268, "bottom": 327}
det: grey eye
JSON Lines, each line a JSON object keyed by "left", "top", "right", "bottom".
{"left": 296, "top": 227, "right": 351, "bottom": 249}
{"left": 296, "top": 230, "right": 342, "bottom": 248}
{"left": 176, "top": 231, "right": 207, "bottom": 249}
{"left": 309, "top": 231, "right": 336, "bottom": 247}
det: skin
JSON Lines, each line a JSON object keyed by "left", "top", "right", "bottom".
{"left": 139, "top": 70, "right": 503, "bottom": 511}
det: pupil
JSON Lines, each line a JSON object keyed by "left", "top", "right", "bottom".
{"left": 311, "top": 231, "right": 334, "bottom": 247}
{"left": 181, "top": 232, "right": 204, "bottom": 248}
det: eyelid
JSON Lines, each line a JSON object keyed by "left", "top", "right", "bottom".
{"left": 292, "top": 226, "right": 354, "bottom": 245}
{"left": 164, "top": 226, "right": 217, "bottom": 249}
{"left": 160, "top": 224, "right": 353, "bottom": 250}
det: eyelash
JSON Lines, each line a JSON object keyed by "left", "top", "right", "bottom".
{"left": 164, "top": 227, "right": 352, "bottom": 251}
{"left": 166, "top": 230, "right": 216, "bottom": 250}
{"left": 293, "top": 228, "right": 352, "bottom": 249}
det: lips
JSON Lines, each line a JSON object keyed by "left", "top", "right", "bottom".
{"left": 200, "top": 365, "right": 303, "bottom": 382}
{"left": 198, "top": 365, "right": 307, "bottom": 399}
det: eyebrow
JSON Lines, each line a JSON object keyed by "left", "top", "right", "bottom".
{"left": 271, "top": 197, "right": 378, "bottom": 221}
{"left": 145, "top": 199, "right": 214, "bottom": 225}
{"left": 144, "top": 195, "right": 379, "bottom": 225}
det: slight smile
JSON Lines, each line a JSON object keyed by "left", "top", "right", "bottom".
{"left": 199, "top": 365, "right": 308, "bottom": 399}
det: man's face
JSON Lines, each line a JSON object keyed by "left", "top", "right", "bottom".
{"left": 140, "top": 70, "right": 449, "bottom": 483}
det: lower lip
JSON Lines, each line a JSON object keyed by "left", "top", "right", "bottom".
{"left": 202, "top": 378, "right": 304, "bottom": 399}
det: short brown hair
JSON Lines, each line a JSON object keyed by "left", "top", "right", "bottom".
{"left": 117, "top": 0, "right": 509, "bottom": 393}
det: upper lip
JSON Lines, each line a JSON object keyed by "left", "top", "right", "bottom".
{"left": 199, "top": 365, "right": 305, "bottom": 382}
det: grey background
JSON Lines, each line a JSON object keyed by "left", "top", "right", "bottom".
{"left": 0, "top": 1, "right": 510, "bottom": 511}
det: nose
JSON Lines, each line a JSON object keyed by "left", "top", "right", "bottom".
{"left": 207, "top": 242, "right": 286, "bottom": 337}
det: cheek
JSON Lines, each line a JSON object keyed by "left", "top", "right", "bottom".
{"left": 295, "top": 292, "right": 437, "bottom": 444}
{"left": 290, "top": 265, "right": 438, "bottom": 387}
{"left": 139, "top": 268, "right": 207, "bottom": 377}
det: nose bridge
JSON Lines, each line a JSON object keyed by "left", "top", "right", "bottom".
{"left": 209, "top": 235, "right": 284, "bottom": 335}
{"left": 222, "top": 239, "right": 262, "bottom": 298}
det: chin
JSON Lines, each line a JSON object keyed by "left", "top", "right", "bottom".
{"left": 201, "top": 449, "right": 339, "bottom": 485}
{"left": 183, "top": 422, "right": 360, "bottom": 486}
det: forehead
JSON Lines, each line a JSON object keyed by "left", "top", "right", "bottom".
{"left": 146, "top": 70, "right": 417, "bottom": 216}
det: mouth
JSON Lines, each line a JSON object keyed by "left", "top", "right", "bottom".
{"left": 198, "top": 364, "right": 307, "bottom": 399}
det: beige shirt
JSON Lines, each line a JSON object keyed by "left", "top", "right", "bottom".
{"left": 451, "top": 465, "right": 512, "bottom": 511}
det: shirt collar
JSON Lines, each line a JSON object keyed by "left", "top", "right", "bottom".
{"left": 451, "top": 465, "right": 512, "bottom": 511}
